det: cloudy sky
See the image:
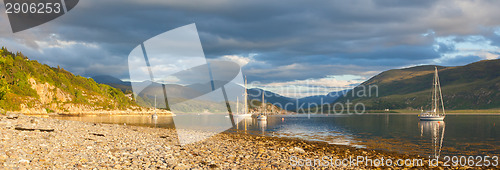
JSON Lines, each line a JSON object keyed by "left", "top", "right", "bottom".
{"left": 1, "top": 0, "right": 500, "bottom": 98}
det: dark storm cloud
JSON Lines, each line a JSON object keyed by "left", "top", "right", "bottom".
{"left": 436, "top": 42, "right": 455, "bottom": 53}
{"left": 491, "top": 32, "right": 500, "bottom": 47}
{"left": 1, "top": 0, "right": 500, "bottom": 84}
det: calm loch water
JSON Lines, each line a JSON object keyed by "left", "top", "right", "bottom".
{"left": 52, "top": 114, "right": 499, "bottom": 157}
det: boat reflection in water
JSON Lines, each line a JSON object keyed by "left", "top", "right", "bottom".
{"left": 151, "top": 116, "right": 158, "bottom": 128}
{"left": 231, "top": 115, "right": 270, "bottom": 135}
{"left": 233, "top": 116, "right": 251, "bottom": 132}
{"left": 419, "top": 120, "right": 445, "bottom": 158}
{"left": 256, "top": 119, "right": 267, "bottom": 135}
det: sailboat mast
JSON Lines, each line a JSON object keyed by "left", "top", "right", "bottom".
{"left": 431, "top": 68, "right": 435, "bottom": 114}
{"left": 236, "top": 97, "right": 239, "bottom": 115}
{"left": 262, "top": 92, "right": 265, "bottom": 114}
{"left": 437, "top": 68, "right": 446, "bottom": 116}
{"left": 244, "top": 76, "right": 248, "bottom": 114}
{"left": 434, "top": 67, "right": 439, "bottom": 115}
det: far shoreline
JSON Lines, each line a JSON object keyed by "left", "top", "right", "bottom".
{"left": 8, "top": 110, "right": 500, "bottom": 117}
{"left": 362, "top": 109, "right": 500, "bottom": 114}
{"left": 8, "top": 112, "right": 173, "bottom": 117}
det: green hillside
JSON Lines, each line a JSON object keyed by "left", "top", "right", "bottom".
{"left": 335, "top": 59, "right": 500, "bottom": 110}
{"left": 0, "top": 47, "right": 137, "bottom": 114}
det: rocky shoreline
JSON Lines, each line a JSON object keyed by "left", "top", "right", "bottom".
{"left": 6, "top": 110, "right": 173, "bottom": 116}
{"left": 0, "top": 114, "right": 479, "bottom": 169}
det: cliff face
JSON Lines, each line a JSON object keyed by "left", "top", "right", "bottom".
{"left": 21, "top": 78, "right": 132, "bottom": 114}
{"left": 0, "top": 47, "right": 160, "bottom": 114}
{"left": 29, "top": 78, "right": 72, "bottom": 104}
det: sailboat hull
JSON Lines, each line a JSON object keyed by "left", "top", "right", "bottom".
{"left": 257, "top": 116, "right": 267, "bottom": 121}
{"left": 418, "top": 115, "right": 445, "bottom": 121}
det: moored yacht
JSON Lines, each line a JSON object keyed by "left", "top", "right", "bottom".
{"left": 419, "top": 67, "right": 445, "bottom": 121}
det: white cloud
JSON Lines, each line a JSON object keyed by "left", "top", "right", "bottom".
{"left": 216, "top": 53, "right": 257, "bottom": 67}
{"left": 433, "top": 35, "right": 500, "bottom": 64}
{"left": 265, "top": 75, "right": 363, "bottom": 88}
{"left": 248, "top": 75, "right": 366, "bottom": 98}
{"left": 34, "top": 39, "right": 98, "bottom": 50}
{"left": 474, "top": 51, "right": 499, "bottom": 60}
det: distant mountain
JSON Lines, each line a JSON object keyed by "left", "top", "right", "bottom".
{"left": 297, "top": 90, "right": 347, "bottom": 106}
{"left": 0, "top": 47, "right": 137, "bottom": 114}
{"left": 247, "top": 88, "right": 295, "bottom": 110}
{"left": 92, "top": 75, "right": 130, "bottom": 86}
{"left": 94, "top": 76, "right": 343, "bottom": 111}
{"left": 92, "top": 75, "right": 132, "bottom": 93}
{"left": 247, "top": 88, "right": 346, "bottom": 111}
{"left": 335, "top": 59, "right": 500, "bottom": 110}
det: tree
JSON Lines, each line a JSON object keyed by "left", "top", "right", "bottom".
{"left": 125, "top": 89, "right": 132, "bottom": 94}
{"left": 0, "top": 78, "right": 8, "bottom": 100}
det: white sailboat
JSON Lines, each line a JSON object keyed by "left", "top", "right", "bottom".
{"left": 256, "top": 92, "right": 267, "bottom": 121}
{"left": 234, "top": 76, "right": 252, "bottom": 118}
{"left": 256, "top": 113, "right": 267, "bottom": 121}
{"left": 151, "top": 95, "right": 158, "bottom": 119}
{"left": 419, "top": 67, "right": 445, "bottom": 121}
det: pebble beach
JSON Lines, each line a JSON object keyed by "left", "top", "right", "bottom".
{"left": 0, "top": 114, "right": 481, "bottom": 169}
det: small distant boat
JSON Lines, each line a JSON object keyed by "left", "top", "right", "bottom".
{"left": 255, "top": 92, "right": 267, "bottom": 121}
{"left": 419, "top": 67, "right": 445, "bottom": 121}
{"left": 152, "top": 95, "right": 158, "bottom": 119}
{"left": 257, "top": 114, "right": 267, "bottom": 121}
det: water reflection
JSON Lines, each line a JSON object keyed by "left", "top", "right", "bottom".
{"left": 233, "top": 117, "right": 250, "bottom": 131}
{"left": 233, "top": 115, "right": 362, "bottom": 147}
{"left": 232, "top": 117, "right": 268, "bottom": 135}
{"left": 48, "top": 114, "right": 499, "bottom": 157}
{"left": 419, "top": 121, "right": 445, "bottom": 158}
{"left": 152, "top": 116, "right": 158, "bottom": 128}
{"left": 53, "top": 115, "right": 176, "bottom": 129}
{"left": 257, "top": 119, "right": 267, "bottom": 135}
